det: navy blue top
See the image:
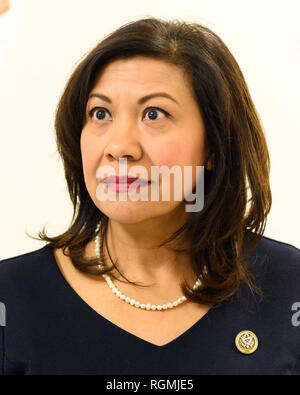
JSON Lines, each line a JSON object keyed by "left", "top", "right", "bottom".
{"left": 0, "top": 235, "right": 300, "bottom": 375}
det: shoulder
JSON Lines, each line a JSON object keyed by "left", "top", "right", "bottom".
{"left": 243, "top": 234, "right": 300, "bottom": 299}
{"left": 0, "top": 244, "right": 54, "bottom": 301}
{"left": 253, "top": 234, "right": 300, "bottom": 261}
{"left": 248, "top": 234, "right": 300, "bottom": 274}
{"left": 0, "top": 244, "right": 53, "bottom": 275}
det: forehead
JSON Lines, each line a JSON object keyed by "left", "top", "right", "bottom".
{"left": 92, "top": 56, "right": 190, "bottom": 91}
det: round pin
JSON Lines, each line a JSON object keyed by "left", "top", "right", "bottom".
{"left": 235, "top": 330, "right": 258, "bottom": 354}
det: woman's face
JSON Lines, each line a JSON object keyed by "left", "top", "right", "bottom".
{"left": 80, "top": 56, "right": 209, "bottom": 224}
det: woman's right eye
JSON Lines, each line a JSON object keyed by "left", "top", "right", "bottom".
{"left": 89, "top": 107, "right": 110, "bottom": 121}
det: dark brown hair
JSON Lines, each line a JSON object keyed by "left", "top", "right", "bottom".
{"left": 29, "top": 16, "right": 272, "bottom": 305}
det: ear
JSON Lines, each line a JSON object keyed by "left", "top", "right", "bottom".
{"left": 205, "top": 152, "right": 214, "bottom": 171}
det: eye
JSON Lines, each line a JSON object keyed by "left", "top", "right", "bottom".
{"left": 143, "top": 107, "right": 170, "bottom": 121}
{"left": 88, "top": 106, "right": 170, "bottom": 122}
{"left": 89, "top": 107, "right": 111, "bottom": 121}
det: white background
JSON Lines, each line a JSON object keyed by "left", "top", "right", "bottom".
{"left": 0, "top": 0, "right": 299, "bottom": 259}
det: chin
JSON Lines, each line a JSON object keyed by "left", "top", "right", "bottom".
{"left": 96, "top": 201, "right": 178, "bottom": 225}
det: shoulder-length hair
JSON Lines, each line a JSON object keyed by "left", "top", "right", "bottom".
{"left": 29, "top": 16, "right": 272, "bottom": 305}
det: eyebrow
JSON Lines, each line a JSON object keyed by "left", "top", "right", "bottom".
{"left": 88, "top": 92, "right": 180, "bottom": 106}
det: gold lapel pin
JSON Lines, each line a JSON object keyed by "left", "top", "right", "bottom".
{"left": 235, "top": 330, "right": 258, "bottom": 354}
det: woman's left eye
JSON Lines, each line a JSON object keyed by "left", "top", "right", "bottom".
{"left": 143, "top": 107, "right": 170, "bottom": 121}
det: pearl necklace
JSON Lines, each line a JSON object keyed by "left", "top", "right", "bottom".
{"left": 94, "top": 221, "right": 202, "bottom": 311}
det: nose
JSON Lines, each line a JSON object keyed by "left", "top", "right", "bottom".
{"left": 103, "top": 121, "right": 143, "bottom": 162}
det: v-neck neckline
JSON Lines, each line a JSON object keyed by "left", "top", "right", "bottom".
{"left": 46, "top": 243, "right": 219, "bottom": 349}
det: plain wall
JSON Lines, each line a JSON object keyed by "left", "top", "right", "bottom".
{"left": 0, "top": 0, "right": 299, "bottom": 259}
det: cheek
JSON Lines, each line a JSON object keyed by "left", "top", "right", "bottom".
{"left": 152, "top": 137, "right": 205, "bottom": 168}
{"left": 152, "top": 136, "right": 205, "bottom": 196}
{"left": 151, "top": 141, "right": 181, "bottom": 167}
{"left": 80, "top": 131, "right": 100, "bottom": 175}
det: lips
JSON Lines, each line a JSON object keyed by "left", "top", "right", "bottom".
{"left": 102, "top": 175, "right": 150, "bottom": 185}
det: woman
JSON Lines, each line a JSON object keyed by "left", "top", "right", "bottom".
{"left": 1, "top": 17, "right": 299, "bottom": 375}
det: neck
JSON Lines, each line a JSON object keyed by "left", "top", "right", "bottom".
{"left": 98, "top": 211, "right": 196, "bottom": 289}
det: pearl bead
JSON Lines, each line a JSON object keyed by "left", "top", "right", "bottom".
{"left": 156, "top": 305, "right": 162, "bottom": 310}
{"left": 162, "top": 304, "right": 168, "bottom": 310}
{"left": 140, "top": 304, "right": 146, "bottom": 309}
{"left": 146, "top": 304, "right": 151, "bottom": 310}
{"left": 151, "top": 305, "right": 156, "bottom": 310}
{"left": 130, "top": 299, "right": 135, "bottom": 305}
{"left": 135, "top": 301, "right": 140, "bottom": 307}
{"left": 167, "top": 302, "right": 173, "bottom": 309}
{"left": 125, "top": 297, "right": 130, "bottom": 303}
